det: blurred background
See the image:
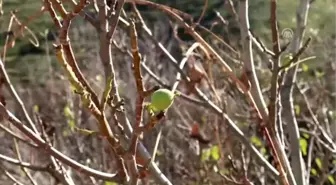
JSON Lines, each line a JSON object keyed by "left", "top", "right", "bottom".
{"left": 0, "top": 0, "right": 335, "bottom": 185}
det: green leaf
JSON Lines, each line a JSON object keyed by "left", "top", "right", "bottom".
{"left": 220, "top": 169, "right": 230, "bottom": 175}
{"left": 281, "top": 54, "right": 293, "bottom": 66}
{"left": 156, "top": 150, "right": 163, "bottom": 156}
{"left": 302, "top": 133, "right": 310, "bottom": 139}
{"left": 251, "top": 136, "right": 263, "bottom": 147}
{"left": 63, "top": 105, "right": 75, "bottom": 131}
{"left": 316, "top": 71, "right": 325, "bottom": 78}
{"left": 261, "top": 147, "right": 267, "bottom": 155}
{"left": 315, "top": 157, "right": 323, "bottom": 169}
{"left": 201, "top": 148, "right": 211, "bottom": 162}
{"left": 210, "top": 145, "right": 220, "bottom": 161}
{"left": 63, "top": 105, "right": 74, "bottom": 119}
{"left": 301, "top": 63, "right": 309, "bottom": 72}
{"left": 311, "top": 168, "right": 317, "bottom": 176}
{"left": 294, "top": 104, "right": 301, "bottom": 115}
{"left": 62, "top": 129, "right": 69, "bottom": 137}
{"left": 299, "top": 138, "right": 308, "bottom": 156}
{"left": 105, "top": 181, "right": 118, "bottom": 185}
{"left": 68, "top": 120, "right": 75, "bottom": 131}
{"left": 328, "top": 175, "right": 336, "bottom": 185}
{"left": 33, "top": 105, "right": 39, "bottom": 113}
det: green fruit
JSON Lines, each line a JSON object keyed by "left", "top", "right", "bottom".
{"left": 150, "top": 89, "right": 175, "bottom": 112}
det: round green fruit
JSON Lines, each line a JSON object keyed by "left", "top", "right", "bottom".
{"left": 150, "top": 89, "right": 175, "bottom": 112}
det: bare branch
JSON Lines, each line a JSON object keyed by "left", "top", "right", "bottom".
{"left": 0, "top": 57, "right": 39, "bottom": 134}
{"left": 0, "top": 153, "right": 47, "bottom": 171}
{"left": 280, "top": 1, "right": 312, "bottom": 185}
{"left": 0, "top": 103, "right": 122, "bottom": 182}
{"left": 117, "top": 13, "right": 280, "bottom": 180}
{"left": 0, "top": 124, "right": 38, "bottom": 148}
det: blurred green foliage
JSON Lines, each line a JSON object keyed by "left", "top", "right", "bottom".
{"left": 0, "top": 0, "right": 334, "bottom": 82}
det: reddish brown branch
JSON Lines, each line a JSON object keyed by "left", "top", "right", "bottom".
{"left": 44, "top": 0, "right": 62, "bottom": 29}
{"left": 128, "top": 19, "right": 143, "bottom": 156}
{"left": 127, "top": 20, "right": 144, "bottom": 185}
{"left": 50, "top": 0, "right": 68, "bottom": 18}
{"left": 53, "top": 0, "right": 100, "bottom": 106}
{"left": 49, "top": 0, "right": 129, "bottom": 180}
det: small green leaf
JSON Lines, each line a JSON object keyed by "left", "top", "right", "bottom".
{"left": 68, "top": 120, "right": 75, "bottom": 131}
{"left": 210, "top": 145, "right": 220, "bottom": 161}
{"left": 105, "top": 181, "right": 118, "bottom": 185}
{"left": 316, "top": 71, "right": 325, "bottom": 78}
{"left": 281, "top": 54, "right": 293, "bottom": 66}
{"left": 62, "top": 130, "right": 69, "bottom": 137}
{"left": 302, "top": 133, "right": 310, "bottom": 139}
{"left": 156, "top": 150, "right": 163, "bottom": 156}
{"left": 237, "top": 121, "right": 248, "bottom": 127}
{"left": 201, "top": 148, "right": 211, "bottom": 162}
{"left": 64, "top": 106, "right": 74, "bottom": 119}
{"left": 64, "top": 105, "right": 75, "bottom": 131}
{"left": 33, "top": 105, "right": 39, "bottom": 113}
{"left": 328, "top": 175, "right": 336, "bottom": 185}
{"left": 299, "top": 138, "right": 308, "bottom": 156}
{"left": 251, "top": 136, "right": 263, "bottom": 147}
{"left": 311, "top": 168, "right": 317, "bottom": 176}
{"left": 294, "top": 104, "right": 301, "bottom": 115}
{"left": 261, "top": 147, "right": 267, "bottom": 155}
{"left": 220, "top": 169, "right": 230, "bottom": 175}
{"left": 301, "top": 63, "right": 309, "bottom": 72}
{"left": 315, "top": 158, "right": 323, "bottom": 169}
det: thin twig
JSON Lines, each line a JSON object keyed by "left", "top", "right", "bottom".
{"left": 191, "top": 0, "right": 208, "bottom": 28}
{"left": 0, "top": 165, "right": 25, "bottom": 185}
{"left": 1, "top": 13, "right": 14, "bottom": 62}
{"left": 127, "top": 19, "right": 144, "bottom": 185}
{"left": 0, "top": 124, "right": 38, "bottom": 148}
{"left": 238, "top": 1, "right": 286, "bottom": 183}
{"left": 268, "top": 0, "right": 292, "bottom": 184}
{"left": 279, "top": 38, "right": 312, "bottom": 71}
{"left": 117, "top": 13, "right": 280, "bottom": 179}
{"left": 0, "top": 153, "right": 47, "bottom": 171}
{"left": 306, "top": 132, "right": 315, "bottom": 185}
{"left": 296, "top": 84, "right": 336, "bottom": 151}
{"left": 107, "top": 0, "right": 125, "bottom": 39}
{"left": 0, "top": 58, "right": 39, "bottom": 134}
{"left": 0, "top": 103, "right": 122, "bottom": 182}
{"left": 13, "top": 138, "right": 38, "bottom": 185}
{"left": 280, "top": 1, "right": 312, "bottom": 185}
